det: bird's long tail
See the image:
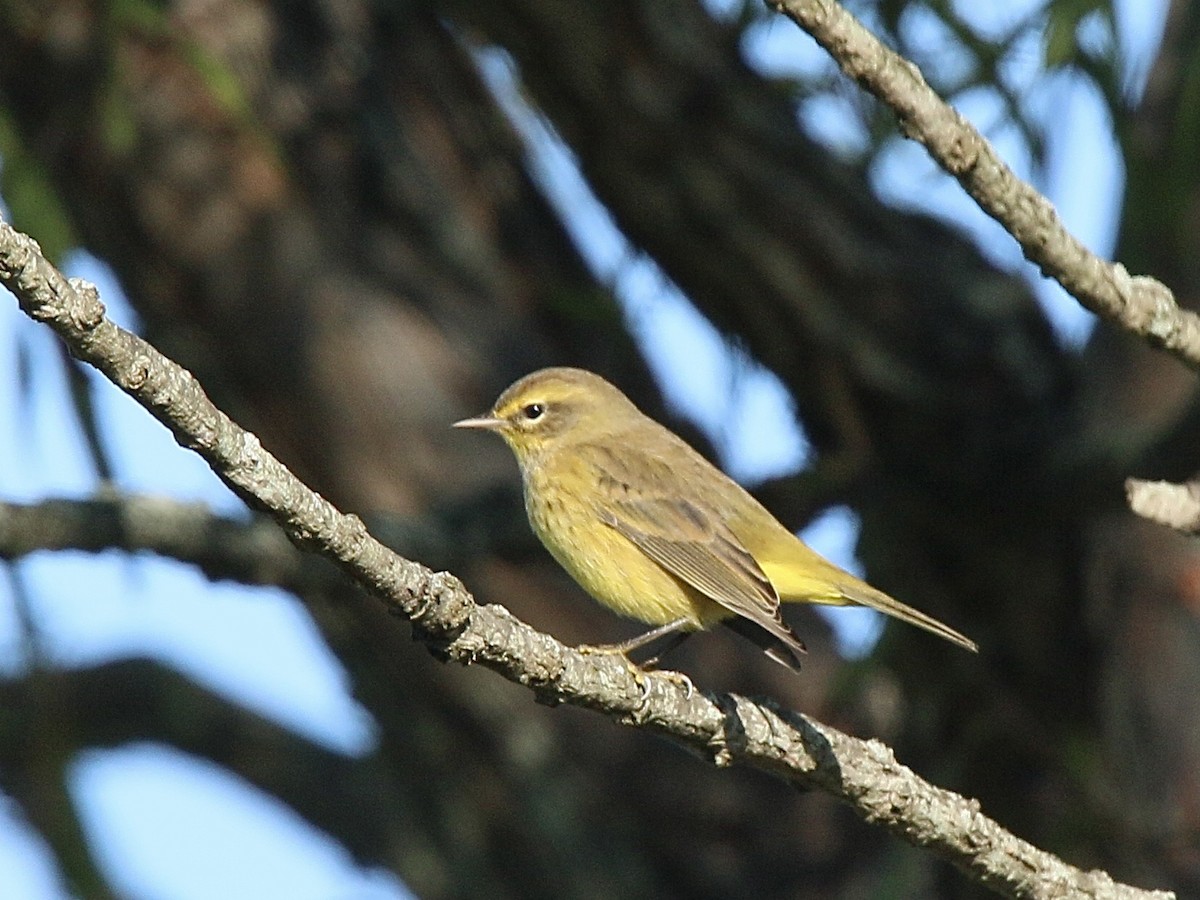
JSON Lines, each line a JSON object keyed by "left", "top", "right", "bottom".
{"left": 838, "top": 581, "right": 977, "bottom": 652}
{"left": 758, "top": 544, "right": 977, "bottom": 652}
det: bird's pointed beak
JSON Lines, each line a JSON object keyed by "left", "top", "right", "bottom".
{"left": 453, "top": 414, "right": 505, "bottom": 431}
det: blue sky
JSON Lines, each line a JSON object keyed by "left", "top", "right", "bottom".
{"left": 0, "top": 2, "right": 1167, "bottom": 896}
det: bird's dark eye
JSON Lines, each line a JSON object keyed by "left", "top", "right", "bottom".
{"left": 522, "top": 403, "right": 545, "bottom": 421}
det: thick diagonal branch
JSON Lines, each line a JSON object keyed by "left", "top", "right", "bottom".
{"left": 1, "top": 216, "right": 1171, "bottom": 898}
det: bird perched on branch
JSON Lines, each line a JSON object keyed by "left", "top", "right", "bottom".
{"left": 455, "top": 367, "right": 976, "bottom": 670}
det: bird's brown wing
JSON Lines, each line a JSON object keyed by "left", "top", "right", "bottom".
{"left": 597, "top": 494, "right": 807, "bottom": 665}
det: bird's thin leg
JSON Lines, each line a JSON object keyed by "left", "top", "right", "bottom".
{"left": 637, "top": 630, "right": 692, "bottom": 670}
{"left": 580, "top": 617, "right": 692, "bottom": 657}
{"left": 578, "top": 619, "right": 696, "bottom": 696}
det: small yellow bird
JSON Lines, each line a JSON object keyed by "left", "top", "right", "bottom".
{"left": 455, "top": 367, "right": 976, "bottom": 669}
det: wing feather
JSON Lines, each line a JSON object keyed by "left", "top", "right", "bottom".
{"left": 578, "top": 440, "right": 807, "bottom": 665}
{"left": 597, "top": 495, "right": 806, "bottom": 662}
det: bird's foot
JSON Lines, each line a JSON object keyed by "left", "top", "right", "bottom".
{"left": 651, "top": 668, "right": 695, "bottom": 698}
{"left": 577, "top": 643, "right": 694, "bottom": 698}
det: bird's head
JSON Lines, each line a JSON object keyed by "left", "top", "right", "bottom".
{"left": 454, "top": 367, "right": 639, "bottom": 464}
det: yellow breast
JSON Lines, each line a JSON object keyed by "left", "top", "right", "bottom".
{"left": 522, "top": 461, "right": 717, "bottom": 628}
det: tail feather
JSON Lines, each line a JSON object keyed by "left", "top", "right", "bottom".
{"left": 840, "top": 582, "right": 977, "bottom": 652}
{"left": 721, "top": 616, "right": 807, "bottom": 670}
{"left": 752, "top": 541, "right": 977, "bottom": 652}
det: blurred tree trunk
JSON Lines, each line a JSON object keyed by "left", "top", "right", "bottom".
{"left": 1, "top": 0, "right": 1195, "bottom": 896}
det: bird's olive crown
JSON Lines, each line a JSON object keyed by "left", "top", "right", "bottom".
{"left": 489, "top": 367, "right": 638, "bottom": 447}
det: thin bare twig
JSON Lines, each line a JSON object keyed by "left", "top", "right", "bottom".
{"left": 769, "top": 0, "right": 1200, "bottom": 370}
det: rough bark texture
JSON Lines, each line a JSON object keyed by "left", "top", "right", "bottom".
{"left": 0, "top": 0, "right": 1195, "bottom": 896}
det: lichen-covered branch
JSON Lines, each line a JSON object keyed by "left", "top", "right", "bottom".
{"left": 1, "top": 217, "right": 1171, "bottom": 897}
